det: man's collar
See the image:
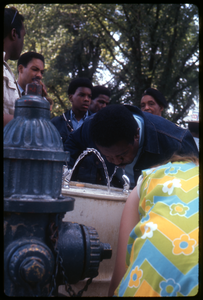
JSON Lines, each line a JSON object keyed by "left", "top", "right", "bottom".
{"left": 17, "top": 82, "right": 24, "bottom": 94}
{"left": 124, "top": 105, "right": 160, "bottom": 154}
{"left": 70, "top": 109, "right": 74, "bottom": 119}
{"left": 70, "top": 109, "right": 89, "bottom": 120}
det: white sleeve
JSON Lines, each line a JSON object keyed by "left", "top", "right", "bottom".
{"left": 136, "top": 174, "right": 144, "bottom": 199}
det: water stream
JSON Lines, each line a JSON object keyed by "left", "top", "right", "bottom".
{"left": 63, "top": 148, "right": 111, "bottom": 193}
{"left": 63, "top": 148, "right": 130, "bottom": 194}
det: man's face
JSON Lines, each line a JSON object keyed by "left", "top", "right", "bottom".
{"left": 140, "top": 95, "right": 163, "bottom": 116}
{"left": 18, "top": 58, "right": 44, "bottom": 89}
{"left": 89, "top": 94, "right": 110, "bottom": 113}
{"left": 96, "top": 137, "right": 139, "bottom": 168}
{"left": 69, "top": 87, "right": 92, "bottom": 114}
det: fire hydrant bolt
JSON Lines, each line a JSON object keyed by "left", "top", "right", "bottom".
{"left": 20, "top": 258, "right": 45, "bottom": 283}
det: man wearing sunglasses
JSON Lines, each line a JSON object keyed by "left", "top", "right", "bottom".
{"left": 3, "top": 7, "right": 26, "bottom": 126}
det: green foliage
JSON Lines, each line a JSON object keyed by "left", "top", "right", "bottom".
{"left": 7, "top": 4, "right": 199, "bottom": 123}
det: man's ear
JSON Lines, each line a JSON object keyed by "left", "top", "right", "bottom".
{"left": 18, "top": 64, "right": 24, "bottom": 74}
{"left": 69, "top": 94, "right": 73, "bottom": 103}
{"left": 159, "top": 105, "right": 164, "bottom": 112}
{"left": 135, "top": 127, "right": 140, "bottom": 139}
{"left": 10, "top": 28, "right": 17, "bottom": 41}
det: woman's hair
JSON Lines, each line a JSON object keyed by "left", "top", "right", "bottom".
{"left": 167, "top": 154, "right": 199, "bottom": 165}
{"left": 152, "top": 154, "right": 199, "bottom": 168}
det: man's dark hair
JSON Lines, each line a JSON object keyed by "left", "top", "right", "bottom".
{"left": 92, "top": 86, "right": 111, "bottom": 100}
{"left": 17, "top": 52, "right": 45, "bottom": 72}
{"left": 90, "top": 104, "right": 138, "bottom": 147}
{"left": 67, "top": 77, "right": 93, "bottom": 95}
{"left": 4, "top": 7, "right": 24, "bottom": 39}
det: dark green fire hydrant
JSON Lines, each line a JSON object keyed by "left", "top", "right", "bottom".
{"left": 4, "top": 83, "right": 112, "bottom": 297}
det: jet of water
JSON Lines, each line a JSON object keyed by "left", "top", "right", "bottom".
{"left": 63, "top": 148, "right": 110, "bottom": 193}
{"left": 62, "top": 148, "right": 130, "bottom": 194}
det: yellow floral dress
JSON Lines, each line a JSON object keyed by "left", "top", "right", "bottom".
{"left": 114, "top": 161, "right": 199, "bottom": 297}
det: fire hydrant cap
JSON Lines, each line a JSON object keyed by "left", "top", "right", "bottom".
{"left": 15, "top": 95, "right": 50, "bottom": 110}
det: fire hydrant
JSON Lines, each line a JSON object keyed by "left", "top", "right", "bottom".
{"left": 4, "top": 83, "right": 112, "bottom": 297}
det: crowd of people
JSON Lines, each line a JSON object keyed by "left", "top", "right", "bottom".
{"left": 3, "top": 6, "right": 199, "bottom": 297}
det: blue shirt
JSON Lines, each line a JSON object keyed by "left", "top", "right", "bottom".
{"left": 17, "top": 82, "right": 24, "bottom": 95}
{"left": 70, "top": 110, "right": 89, "bottom": 131}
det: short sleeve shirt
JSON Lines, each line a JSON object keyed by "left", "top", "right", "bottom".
{"left": 3, "top": 52, "right": 21, "bottom": 115}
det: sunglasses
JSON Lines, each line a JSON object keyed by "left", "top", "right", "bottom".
{"left": 10, "top": 7, "right": 18, "bottom": 26}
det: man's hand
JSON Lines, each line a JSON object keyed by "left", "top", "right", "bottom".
{"left": 40, "top": 80, "right": 47, "bottom": 97}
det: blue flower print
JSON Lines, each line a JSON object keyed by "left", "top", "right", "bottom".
{"left": 164, "top": 165, "right": 181, "bottom": 175}
{"left": 140, "top": 214, "right": 150, "bottom": 223}
{"left": 160, "top": 278, "right": 181, "bottom": 296}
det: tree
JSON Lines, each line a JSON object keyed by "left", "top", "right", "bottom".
{"left": 7, "top": 4, "right": 199, "bottom": 123}
{"left": 86, "top": 4, "right": 199, "bottom": 124}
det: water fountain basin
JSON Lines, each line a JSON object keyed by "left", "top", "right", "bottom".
{"left": 61, "top": 181, "right": 130, "bottom": 297}
{"left": 62, "top": 181, "right": 128, "bottom": 201}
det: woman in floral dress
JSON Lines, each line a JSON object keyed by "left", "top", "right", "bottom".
{"left": 108, "top": 155, "right": 199, "bottom": 297}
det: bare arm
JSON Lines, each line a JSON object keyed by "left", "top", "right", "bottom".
{"left": 3, "top": 114, "right": 13, "bottom": 127}
{"left": 108, "top": 186, "right": 140, "bottom": 296}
